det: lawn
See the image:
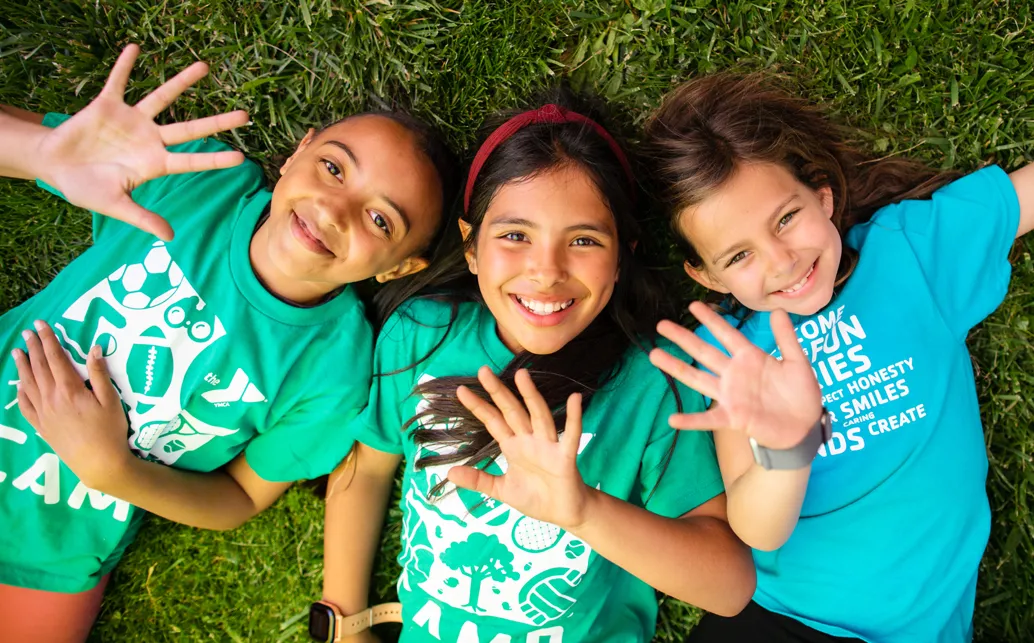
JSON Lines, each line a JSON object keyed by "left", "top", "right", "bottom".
{"left": 1, "top": 1, "right": 1033, "bottom": 641}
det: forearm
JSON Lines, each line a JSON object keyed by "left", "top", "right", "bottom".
{"left": 726, "top": 464, "right": 810, "bottom": 551}
{"left": 95, "top": 456, "right": 264, "bottom": 530}
{"left": 0, "top": 109, "right": 48, "bottom": 180}
{"left": 322, "top": 449, "right": 398, "bottom": 614}
{"left": 569, "top": 489, "right": 755, "bottom": 616}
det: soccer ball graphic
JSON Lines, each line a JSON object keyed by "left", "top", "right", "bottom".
{"left": 107, "top": 241, "right": 184, "bottom": 309}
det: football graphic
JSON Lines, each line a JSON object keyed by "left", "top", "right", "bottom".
{"left": 126, "top": 326, "right": 174, "bottom": 398}
{"left": 107, "top": 241, "right": 184, "bottom": 310}
{"left": 518, "top": 568, "right": 583, "bottom": 625}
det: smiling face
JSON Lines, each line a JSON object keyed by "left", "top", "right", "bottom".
{"left": 251, "top": 115, "right": 444, "bottom": 304}
{"left": 679, "top": 162, "right": 842, "bottom": 316}
{"left": 464, "top": 164, "right": 620, "bottom": 355}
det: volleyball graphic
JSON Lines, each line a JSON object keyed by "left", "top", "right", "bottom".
{"left": 518, "top": 568, "right": 583, "bottom": 625}
{"left": 107, "top": 241, "right": 184, "bottom": 310}
{"left": 511, "top": 516, "right": 563, "bottom": 553}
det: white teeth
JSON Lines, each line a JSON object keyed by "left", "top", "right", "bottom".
{"left": 515, "top": 296, "right": 575, "bottom": 315}
{"left": 780, "top": 265, "right": 814, "bottom": 294}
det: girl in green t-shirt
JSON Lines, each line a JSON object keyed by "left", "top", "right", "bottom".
{"left": 318, "top": 96, "right": 756, "bottom": 643}
{"left": 0, "top": 45, "right": 457, "bottom": 642}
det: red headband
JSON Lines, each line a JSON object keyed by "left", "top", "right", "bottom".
{"left": 463, "top": 104, "right": 635, "bottom": 213}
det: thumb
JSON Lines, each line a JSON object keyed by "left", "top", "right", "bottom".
{"left": 107, "top": 194, "right": 175, "bottom": 241}
{"left": 447, "top": 465, "right": 500, "bottom": 500}
{"left": 87, "top": 346, "right": 119, "bottom": 407}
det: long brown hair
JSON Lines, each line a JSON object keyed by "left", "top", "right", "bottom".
{"left": 644, "top": 72, "right": 959, "bottom": 312}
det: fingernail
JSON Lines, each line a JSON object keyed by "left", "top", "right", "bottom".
{"left": 90, "top": 345, "right": 102, "bottom": 358}
{"left": 33, "top": 320, "right": 45, "bottom": 331}
{"left": 11, "top": 350, "right": 19, "bottom": 360}
{"left": 21, "top": 330, "right": 32, "bottom": 341}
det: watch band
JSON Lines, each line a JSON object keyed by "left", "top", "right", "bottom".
{"left": 338, "top": 602, "right": 404, "bottom": 636}
{"left": 749, "top": 409, "right": 832, "bottom": 470}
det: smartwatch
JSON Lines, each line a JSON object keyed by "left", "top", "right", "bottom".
{"left": 749, "top": 408, "right": 833, "bottom": 470}
{"left": 308, "top": 601, "right": 403, "bottom": 642}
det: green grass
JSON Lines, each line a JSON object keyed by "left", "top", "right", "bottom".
{"left": 1, "top": 0, "right": 1033, "bottom": 640}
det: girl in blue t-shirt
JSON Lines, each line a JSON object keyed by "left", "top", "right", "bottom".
{"left": 318, "top": 96, "right": 757, "bottom": 643}
{"left": 642, "top": 73, "right": 1034, "bottom": 643}
{"left": 0, "top": 45, "right": 457, "bottom": 642}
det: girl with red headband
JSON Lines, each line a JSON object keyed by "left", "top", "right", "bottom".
{"left": 315, "top": 96, "right": 756, "bottom": 643}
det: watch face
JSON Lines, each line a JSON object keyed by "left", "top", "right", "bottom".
{"left": 308, "top": 603, "right": 334, "bottom": 642}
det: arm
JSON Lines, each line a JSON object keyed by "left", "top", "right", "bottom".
{"left": 1010, "top": 163, "right": 1034, "bottom": 238}
{"left": 570, "top": 490, "right": 754, "bottom": 616}
{"left": 0, "top": 108, "right": 48, "bottom": 179}
{"left": 322, "top": 443, "right": 400, "bottom": 617}
{"left": 13, "top": 322, "right": 289, "bottom": 530}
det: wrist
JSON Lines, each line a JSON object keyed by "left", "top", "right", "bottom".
{"left": 563, "top": 484, "right": 600, "bottom": 534}
{"left": 84, "top": 446, "right": 136, "bottom": 494}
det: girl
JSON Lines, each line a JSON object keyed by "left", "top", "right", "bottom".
{"left": 643, "top": 73, "right": 1034, "bottom": 643}
{"left": 0, "top": 45, "right": 455, "bottom": 642}
{"left": 316, "top": 97, "right": 757, "bottom": 643}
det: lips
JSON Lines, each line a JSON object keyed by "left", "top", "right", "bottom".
{"left": 290, "top": 211, "right": 333, "bottom": 256}
{"left": 515, "top": 296, "right": 575, "bottom": 315}
{"left": 510, "top": 294, "right": 579, "bottom": 326}
{"left": 773, "top": 260, "right": 817, "bottom": 297}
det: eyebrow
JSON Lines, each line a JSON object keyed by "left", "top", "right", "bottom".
{"left": 710, "top": 193, "right": 800, "bottom": 266}
{"left": 323, "top": 140, "right": 411, "bottom": 236}
{"left": 489, "top": 217, "right": 615, "bottom": 235}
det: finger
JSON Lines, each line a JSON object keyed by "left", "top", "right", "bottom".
{"left": 164, "top": 150, "right": 245, "bottom": 176}
{"left": 515, "top": 369, "right": 557, "bottom": 442}
{"left": 456, "top": 385, "right": 515, "bottom": 442}
{"left": 21, "top": 330, "right": 55, "bottom": 394}
{"left": 655, "top": 319, "right": 729, "bottom": 375}
{"left": 16, "top": 384, "right": 39, "bottom": 428}
{"left": 447, "top": 465, "right": 501, "bottom": 500}
{"left": 668, "top": 407, "right": 733, "bottom": 431}
{"left": 687, "top": 301, "right": 755, "bottom": 356}
{"left": 770, "top": 309, "right": 806, "bottom": 363}
{"left": 106, "top": 194, "right": 174, "bottom": 241}
{"left": 11, "top": 349, "right": 41, "bottom": 408}
{"left": 135, "top": 61, "right": 210, "bottom": 118}
{"left": 476, "top": 367, "right": 531, "bottom": 434}
{"left": 100, "top": 44, "right": 140, "bottom": 99}
{"left": 33, "top": 321, "right": 82, "bottom": 390}
{"left": 87, "top": 346, "right": 120, "bottom": 407}
{"left": 160, "top": 110, "right": 250, "bottom": 146}
{"left": 649, "top": 348, "right": 721, "bottom": 400}
{"left": 562, "top": 393, "right": 583, "bottom": 458}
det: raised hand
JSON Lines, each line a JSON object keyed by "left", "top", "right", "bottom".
{"left": 649, "top": 302, "right": 823, "bottom": 450}
{"left": 12, "top": 321, "right": 132, "bottom": 490}
{"left": 33, "top": 44, "right": 249, "bottom": 240}
{"left": 447, "top": 366, "right": 589, "bottom": 531}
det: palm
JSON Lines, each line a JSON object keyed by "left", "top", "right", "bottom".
{"left": 33, "top": 44, "right": 248, "bottom": 240}
{"left": 489, "top": 429, "right": 586, "bottom": 528}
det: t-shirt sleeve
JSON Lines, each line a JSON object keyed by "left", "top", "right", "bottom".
{"left": 243, "top": 319, "right": 375, "bottom": 482}
{"left": 637, "top": 357, "right": 725, "bottom": 518}
{"left": 888, "top": 165, "right": 1020, "bottom": 338}
{"left": 35, "top": 112, "right": 260, "bottom": 244}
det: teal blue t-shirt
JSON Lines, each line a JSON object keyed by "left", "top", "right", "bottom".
{"left": 0, "top": 114, "right": 370, "bottom": 592}
{"left": 696, "top": 166, "right": 1020, "bottom": 642}
{"left": 356, "top": 299, "right": 725, "bottom": 643}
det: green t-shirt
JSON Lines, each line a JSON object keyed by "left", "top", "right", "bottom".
{"left": 0, "top": 113, "right": 370, "bottom": 592}
{"left": 357, "top": 299, "right": 724, "bottom": 643}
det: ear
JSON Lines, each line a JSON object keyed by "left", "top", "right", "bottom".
{"left": 458, "top": 218, "right": 478, "bottom": 275}
{"left": 817, "top": 185, "right": 834, "bottom": 219}
{"left": 374, "top": 256, "right": 430, "bottom": 283}
{"left": 279, "top": 128, "right": 317, "bottom": 176}
{"left": 684, "top": 260, "right": 730, "bottom": 294}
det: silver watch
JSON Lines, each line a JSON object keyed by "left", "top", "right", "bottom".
{"left": 749, "top": 409, "right": 833, "bottom": 470}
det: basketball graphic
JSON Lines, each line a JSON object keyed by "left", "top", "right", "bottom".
{"left": 107, "top": 241, "right": 184, "bottom": 310}
{"left": 512, "top": 516, "right": 563, "bottom": 553}
{"left": 518, "top": 568, "right": 583, "bottom": 625}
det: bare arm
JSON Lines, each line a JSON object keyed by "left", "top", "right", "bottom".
{"left": 1010, "top": 163, "right": 1034, "bottom": 238}
{"left": 0, "top": 108, "right": 48, "bottom": 179}
{"left": 569, "top": 491, "right": 754, "bottom": 616}
{"left": 322, "top": 443, "right": 400, "bottom": 615}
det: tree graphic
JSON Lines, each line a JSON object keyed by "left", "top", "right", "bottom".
{"left": 440, "top": 533, "right": 519, "bottom": 612}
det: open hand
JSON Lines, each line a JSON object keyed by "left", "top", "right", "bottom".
{"left": 447, "top": 367, "right": 589, "bottom": 531}
{"left": 35, "top": 44, "right": 249, "bottom": 240}
{"left": 649, "top": 302, "right": 823, "bottom": 450}
{"left": 12, "top": 321, "right": 131, "bottom": 490}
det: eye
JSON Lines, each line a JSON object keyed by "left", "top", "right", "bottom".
{"left": 778, "top": 209, "right": 800, "bottom": 229}
{"left": 726, "top": 251, "right": 749, "bottom": 267}
{"left": 369, "top": 210, "right": 392, "bottom": 237}
{"left": 321, "top": 159, "right": 342, "bottom": 178}
{"left": 501, "top": 232, "right": 527, "bottom": 242}
{"left": 571, "top": 237, "right": 600, "bottom": 247}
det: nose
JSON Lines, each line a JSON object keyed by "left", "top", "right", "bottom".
{"left": 319, "top": 194, "right": 356, "bottom": 234}
{"left": 764, "top": 239, "right": 797, "bottom": 278}
{"left": 526, "top": 241, "right": 568, "bottom": 288}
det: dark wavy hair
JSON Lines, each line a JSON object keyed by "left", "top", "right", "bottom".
{"left": 643, "top": 72, "right": 959, "bottom": 316}
{"left": 375, "top": 89, "right": 678, "bottom": 477}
